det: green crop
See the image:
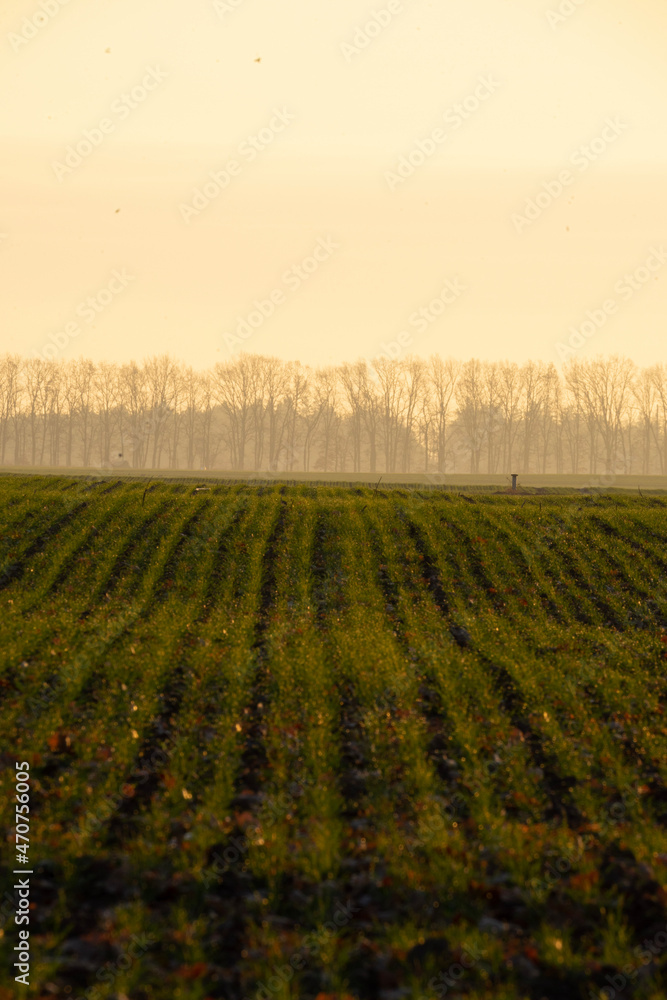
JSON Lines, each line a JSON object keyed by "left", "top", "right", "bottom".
{"left": 1, "top": 480, "right": 666, "bottom": 1000}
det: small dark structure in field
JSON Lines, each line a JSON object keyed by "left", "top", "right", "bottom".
{"left": 511, "top": 473, "right": 518, "bottom": 491}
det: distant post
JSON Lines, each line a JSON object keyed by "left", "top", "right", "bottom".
{"left": 511, "top": 474, "right": 518, "bottom": 492}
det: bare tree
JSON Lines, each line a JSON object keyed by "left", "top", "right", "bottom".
{"left": 428, "top": 355, "right": 459, "bottom": 473}
{"left": 339, "top": 360, "right": 368, "bottom": 473}
{"left": 315, "top": 366, "right": 340, "bottom": 472}
{"left": 456, "top": 359, "right": 486, "bottom": 474}
{"left": 213, "top": 355, "right": 264, "bottom": 471}
{"left": 650, "top": 363, "right": 667, "bottom": 475}
{"left": 496, "top": 361, "right": 522, "bottom": 474}
{"left": 400, "top": 357, "right": 426, "bottom": 473}
{"left": 95, "top": 361, "right": 120, "bottom": 467}
{"left": 373, "top": 358, "right": 407, "bottom": 474}
{"left": 1, "top": 351, "right": 666, "bottom": 477}
{"left": 0, "top": 355, "right": 22, "bottom": 465}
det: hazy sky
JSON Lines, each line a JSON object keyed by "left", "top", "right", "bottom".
{"left": 1, "top": 0, "right": 666, "bottom": 370}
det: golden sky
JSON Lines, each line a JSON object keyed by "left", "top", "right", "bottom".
{"left": 1, "top": 0, "right": 666, "bottom": 369}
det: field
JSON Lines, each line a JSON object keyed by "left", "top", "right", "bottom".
{"left": 1, "top": 476, "right": 667, "bottom": 1000}
{"left": 4, "top": 468, "right": 667, "bottom": 493}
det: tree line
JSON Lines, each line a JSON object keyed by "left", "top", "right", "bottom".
{"left": 2, "top": 353, "right": 666, "bottom": 476}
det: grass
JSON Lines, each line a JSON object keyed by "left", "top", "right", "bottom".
{"left": 0, "top": 476, "right": 666, "bottom": 1000}
{"left": 4, "top": 467, "right": 667, "bottom": 492}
